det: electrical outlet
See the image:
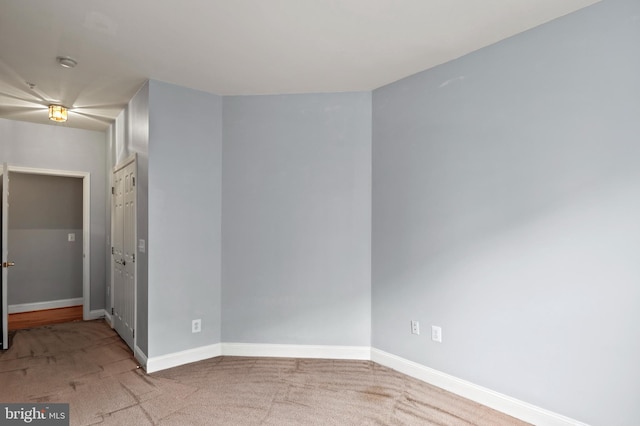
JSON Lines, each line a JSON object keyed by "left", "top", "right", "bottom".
{"left": 431, "top": 325, "right": 442, "bottom": 343}
{"left": 411, "top": 320, "right": 420, "bottom": 335}
{"left": 192, "top": 319, "right": 201, "bottom": 333}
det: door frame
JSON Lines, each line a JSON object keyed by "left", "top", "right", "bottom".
{"left": 109, "top": 154, "right": 137, "bottom": 349}
{"left": 7, "top": 166, "right": 91, "bottom": 320}
{"left": 2, "top": 163, "right": 8, "bottom": 349}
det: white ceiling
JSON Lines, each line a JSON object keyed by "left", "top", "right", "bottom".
{"left": 0, "top": 0, "right": 599, "bottom": 131}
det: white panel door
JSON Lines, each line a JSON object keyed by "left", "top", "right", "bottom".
{"left": 112, "top": 160, "right": 136, "bottom": 350}
{"left": 122, "top": 162, "right": 136, "bottom": 344}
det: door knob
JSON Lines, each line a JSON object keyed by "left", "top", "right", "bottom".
{"left": 2, "top": 261, "right": 15, "bottom": 268}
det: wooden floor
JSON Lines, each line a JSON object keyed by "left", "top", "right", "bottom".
{"left": 8, "top": 305, "right": 83, "bottom": 330}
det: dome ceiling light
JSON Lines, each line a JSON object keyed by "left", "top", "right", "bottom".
{"left": 56, "top": 56, "right": 77, "bottom": 68}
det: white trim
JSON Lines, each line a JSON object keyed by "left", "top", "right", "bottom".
{"left": 8, "top": 298, "right": 83, "bottom": 314}
{"left": 87, "top": 309, "right": 105, "bottom": 320}
{"left": 112, "top": 153, "right": 136, "bottom": 173}
{"left": 1, "top": 163, "right": 8, "bottom": 350}
{"left": 7, "top": 166, "right": 91, "bottom": 322}
{"left": 104, "top": 310, "right": 113, "bottom": 327}
{"left": 109, "top": 161, "right": 115, "bottom": 330}
{"left": 132, "top": 158, "right": 138, "bottom": 354}
{"left": 82, "top": 174, "right": 91, "bottom": 321}
{"left": 145, "top": 343, "right": 370, "bottom": 374}
{"left": 146, "top": 344, "right": 222, "bottom": 374}
{"left": 370, "top": 348, "right": 588, "bottom": 426}
{"left": 222, "top": 343, "right": 371, "bottom": 360}
{"left": 7, "top": 166, "right": 88, "bottom": 178}
{"left": 138, "top": 343, "right": 587, "bottom": 425}
{"left": 134, "top": 345, "right": 148, "bottom": 368}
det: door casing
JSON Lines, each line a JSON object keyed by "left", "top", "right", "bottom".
{"left": 3, "top": 165, "right": 91, "bottom": 323}
{"left": 1, "top": 163, "right": 8, "bottom": 349}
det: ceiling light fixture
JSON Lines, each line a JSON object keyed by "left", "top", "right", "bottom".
{"left": 56, "top": 56, "right": 77, "bottom": 68}
{"left": 48, "top": 105, "right": 68, "bottom": 122}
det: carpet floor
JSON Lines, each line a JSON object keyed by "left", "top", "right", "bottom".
{"left": 0, "top": 320, "right": 529, "bottom": 425}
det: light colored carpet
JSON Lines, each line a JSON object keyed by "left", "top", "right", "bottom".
{"left": 0, "top": 320, "right": 529, "bottom": 425}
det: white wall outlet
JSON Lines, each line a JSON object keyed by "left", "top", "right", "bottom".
{"left": 192, "top": 319, "right": 201, "bottom": 333}
{"left": 68, "top": 233, "right": 75, "bottom": 242}
{"left": 411, "top": 320, "right": 420, "bottom": 335}
{"left": 431, "top": 325, "right": 442, "bottom": 343}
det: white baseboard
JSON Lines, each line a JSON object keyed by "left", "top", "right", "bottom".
{"left": 104, "top": 310, "right": 113, "bottom": 327}
{"left": 134, "top": 345, "right": 148, "bottom": 369}
{"left": 370, "top": 348, "right": 587, "bottom": 426}
{"left": 139, "top": 343, "right": 585, "bottom": 425}
{"left": 87, "top": 309, "right": 105, "bottom": 320}
{"left": 146, "top": 343, "right": 222, "bottom": 374}
{"left": 145, "top": 343, "right": 369, "bottom": 374}
{"left": 222, "top": 343, "right": 371, "bottom": 360}
{"left": 8, "top": 297, "right": 83, "bottom": 314}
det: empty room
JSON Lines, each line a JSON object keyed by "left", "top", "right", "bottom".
{"left": 0, "top": 0, "right": 638, "bottom": 425}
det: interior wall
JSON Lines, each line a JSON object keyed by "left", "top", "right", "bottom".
{"left": 0, "top": 118, "right": 107, "bottom": 312}
{"left": 109, "top": 82, "right": 150, "bottom": 356}
{"left": 128, "top": 83, "right": 150, "bottom": 356}
{"left": 8, "top": 173, "right": 83, "bottom": 305}
{"left": 222, "top": 92, "right": 372, "bottom": 346}
{"left": 147, "top": 80, "right": 222, "bottom": 357}
{"left": 371, "top": 0, "right": 640, "bottom": 425}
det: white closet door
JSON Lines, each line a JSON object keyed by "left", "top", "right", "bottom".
{"left": 112, "top": 160, "right": 135, "bottom": 350}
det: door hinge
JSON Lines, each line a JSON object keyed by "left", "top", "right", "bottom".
{"left": 132, "top": 177, "right": 136, "bottom": 186}
{"left": 111, "top": 308, "right": 114, "bottom": 315}
{"left": 133, "top": 330, "right": 135, "bottom": 338}
{"left": 111, "top": 186, "right": 114, "bottom": 195}
{"left": 111, "top": 247, "right": 114, "bottom": 255}
{"left": 132, "top": 253, "right": 135, "bottom": 263}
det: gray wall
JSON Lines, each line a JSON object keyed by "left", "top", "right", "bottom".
{"left": 8, "top": 173, "right": 83, "bottom": 305}
{"left": 108, "top": 82, "right": 150, "bottom": 356}
{"left": 222, "top": 92, "right": 372, "bottom": 345}
{"left": 147, "top": 80, "right": 222, "bottom": 357}
{"left": 128, "top": 83, "right": 150, "bottom": 356}
{"left": 0, "top": 118, "right": 107, "bottom": 311}
{"left": 372, "top": 0, "right": 640, "bottom": 425}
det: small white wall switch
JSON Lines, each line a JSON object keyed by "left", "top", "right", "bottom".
{"left": 432, "top": 325, "right": 442, "bottom": 343}
{"left": 192, "top": 319, "right": 201, "bottom": 333}
{"left": 411, "top": 320, "right": 420, "bottom": 335}
{"left": 138, "top": 239, "right": 146, "bottom": 253}
{"left": 68, "top": 233, "right": 75, "bottom": 242}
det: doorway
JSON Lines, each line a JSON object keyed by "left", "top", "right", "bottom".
{"left": 1, "top": 165, "right": 90, "bottom": 350}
